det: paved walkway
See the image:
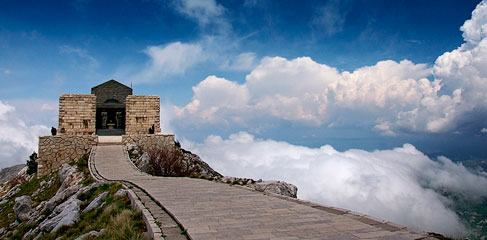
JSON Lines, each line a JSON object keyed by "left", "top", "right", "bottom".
{"left": 93, "top": 145, "right": 429, "bottom": 240}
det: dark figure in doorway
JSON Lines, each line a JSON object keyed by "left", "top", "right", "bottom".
{"left": 101, "top": 112, "right": 108, "bottom": 128}
{"left": 149, "top": 124, "right": 155, "bottom": 134}
{"left": 116, "top": 111, "right": 122, "bottom": 129}
{"left": 51, "top": 127, "right": 57, "bottom": 136}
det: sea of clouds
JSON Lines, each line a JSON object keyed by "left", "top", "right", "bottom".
{"left": 0, "top": 101, "right": 49, "bottom": 169}
{"left": 183, "top": 132, "right": 487, "bottom": 236}
{"left": 2, "top": 0, "right": 487, "bottom": 237}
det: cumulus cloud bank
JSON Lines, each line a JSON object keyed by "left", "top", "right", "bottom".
{"left": 174, "top": 0, "right": 487, "bottom": 135}
{"left": 183, "top": 131, "right": 487, "bottom": 236}
{"left": 0, "top": 101, "right": 49, "bottom": 169}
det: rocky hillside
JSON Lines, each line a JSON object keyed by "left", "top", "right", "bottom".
{"left": 127, "top": 142, "right": 298, "bottom": 198}
{"left": 0, "top": 156, "right": 147, "bottom": 240}
{"left": 0, "top": 164, "right": 25, "bottom": 185}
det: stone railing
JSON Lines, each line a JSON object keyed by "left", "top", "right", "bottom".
{"left": 38, "top": 135, "right": 97, "bottom": 176}
{"left": 121, "top": 134, "right": 175, "bottom": 152}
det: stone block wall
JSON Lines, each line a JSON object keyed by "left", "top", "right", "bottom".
{"left": 59, "top": 94, "right": 96, "bottom": 136}
{"left": 125, "top": 95, "right": 161, "bottom": 134}
{"left": 122, "top": 134, "right": 175, "bottom": 152}
{"left": 38, "top": 135, "right": 97, "bottom": 176}
{"left": 91, "top": 80, "right": 132, "bottom": 109}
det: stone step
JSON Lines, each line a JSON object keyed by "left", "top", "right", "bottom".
{"left": 97, "top": 142, "right": 122, "bottom": 146}
{"left": 97, "top": 136, "right": 122, "bottom": 145}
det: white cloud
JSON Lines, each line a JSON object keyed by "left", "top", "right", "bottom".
{"left": 59, "top": 45, "right": 98, "bottom": 69}
{"left": 312, "top": 0, "right": 349, "bottom": 36}
{"left": 41, "top": 103, "right": 57, "bottom": 112}
{"left": 460, "top": 0, "right": 487, "bottom": 46}
{"left": 481, "top": 127, "right": 487, "bottom": 133}
{"left": 160, "top": 102, "right": 176, "bottom": 134}
{"left": 0, "top": 101, "right": 49, "bottom": 169}
{"left": 374, "top": 120, "right": 395, "bottom": 136}
{"left": 183, "top": 132, "right": 487, "bottom": 236}
{"left": 174, "top": 0, "right": 225, "bottom": 25}
{"left": 176, "top": 75, "right": 250, "bottom": 123}
{"left": 176, "top": 57, "right": 443, "bottom": 129}
{"left": 7, "top": 99, "right": 58, "bottom": 126}
{"left": 132, "top": 42, "right": 204, "bottom": 83}
{"left": 220, "top": 52, "right": 257, "bottom": 71}
{"left": 0, "top": 101, "right": 14, "bottom": 120}
{"left": 173, "top": 0, "right": 487, "bottom": 135}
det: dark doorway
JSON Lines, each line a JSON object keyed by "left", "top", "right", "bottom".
{"left": 91, "top": 79, "right": 133, "bottom": 136}
{"left": 96, "top": 108, "right": 125, "bottom": 136}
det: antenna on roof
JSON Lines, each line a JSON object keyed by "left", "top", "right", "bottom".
{"left": 131, "top": 81, "right": 132, "bottom": 89}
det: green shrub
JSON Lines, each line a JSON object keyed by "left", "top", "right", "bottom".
{"left": 26, "top": 152, "right": 38, "bottom": 175}
{"left": 147, "top": 147, "right": 200, "bottom": 177}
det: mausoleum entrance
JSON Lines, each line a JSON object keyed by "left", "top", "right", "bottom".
{"left": 96, "top": 107, "right": 126, "bottom": 136}
{"left": 91, "top": 80, "right": 133, "bottom": 136}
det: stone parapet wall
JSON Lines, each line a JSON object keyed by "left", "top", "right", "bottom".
{"left": 122, "top": 134, "right": 175, "bottom": 152}
{"left": 38, "top": 135, "right": 97, "bottom": 176}
{"left": 59, "top": 94, "right": 96, "bottom": 136}
{"left": 125, "top": 95, "right": 161, "bottom": 134}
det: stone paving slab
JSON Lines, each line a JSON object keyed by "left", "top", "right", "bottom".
{"left": 93, "top": 145, "right": 429, "bottom": 240}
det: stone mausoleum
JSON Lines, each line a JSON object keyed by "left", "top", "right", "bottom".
{"left": 37, "top": 80, "right": 174, "bottom": 176}
{"left": 59, "top": 79, "right": 161, "bottom": 136}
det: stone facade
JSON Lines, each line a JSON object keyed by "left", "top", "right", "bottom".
{"left": 38, "top": 80, "right": 168, "bottom": 175}
{"left": 38, "top": 135, "right": 97, "bottom": 176}
{"left": 122, "top": 134, "right": 175, "bottom": 152}
{"left": 91, "top": 80, "right": 132, "bottom": 109}
{"left": 58, "top": 94, "right": 96, "bottom": 136}
{"left": 125, "top": 95, "right": 161, "bottom": 134}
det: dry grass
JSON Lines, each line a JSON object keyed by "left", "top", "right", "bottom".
{"left": 100, "top": 209, "right": 146, "bottom": 240}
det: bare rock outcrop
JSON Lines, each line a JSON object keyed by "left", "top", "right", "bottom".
{"left": 14, "top": 195, "right": 33, "bottom": 221}
{"left": 1, "top": 160, "right": 120, "bottom": 239}
{"left": 135, "top": 152, "right": 151, "bottom": 172}
{"left": 40, "top": 196, "right": 81, "bottom": 233}
{"left": 181, "top": 149, "right": 223, "bottom": 178}
{"left": 75, "top": 229, "right": 105, "bottom": 240}
{"left": 255, "top": 181, "right": 298, "bottom": 198}
{"left": 43, "top": 164, "right": 85, "bottom": 213}
{"left": 82, "top": 192, "right": 108, "bottom": 212}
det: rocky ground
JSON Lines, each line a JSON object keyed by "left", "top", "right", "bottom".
{"left": 0, "top": 155, "right": 147, "bottom": 240}
{"left": 127, "top": 142, "right": 298, "bottom": 198}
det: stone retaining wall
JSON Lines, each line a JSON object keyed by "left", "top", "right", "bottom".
{"left": 38, "top": 135, "right": 97, "bottom": 176}
{"left": 122, "top": 134, "right": 175, "bottom": 152}
{"left": 58, "top": 94, "right": 96, "bottom": 136}
{"left": 125, "top": 95, "right": 161, "bottom": 135}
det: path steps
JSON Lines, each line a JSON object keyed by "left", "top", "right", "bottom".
{"left": 91, "top": 138, "right": 434, "bottom": 240}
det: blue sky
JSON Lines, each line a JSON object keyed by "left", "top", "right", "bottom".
{"left": 1, "top": 0, "right": 487, "bottom": 161}
{"left": 2, "top": 1, "right": 487, "bottom": 235}
{"left": 0, "top": 0, "right": 479, "bottom": 97}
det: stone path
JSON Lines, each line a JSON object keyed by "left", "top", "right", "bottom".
{"left": 93, "top": 144, "right": 430, "bottom": 240}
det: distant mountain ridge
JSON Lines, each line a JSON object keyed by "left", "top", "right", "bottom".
{"left": 0, "top": 164, "right": 24, "bottom": 184}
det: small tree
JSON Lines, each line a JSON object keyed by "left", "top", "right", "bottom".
{"left": 26, "top": 152, "right": 38, "bottom": 175}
